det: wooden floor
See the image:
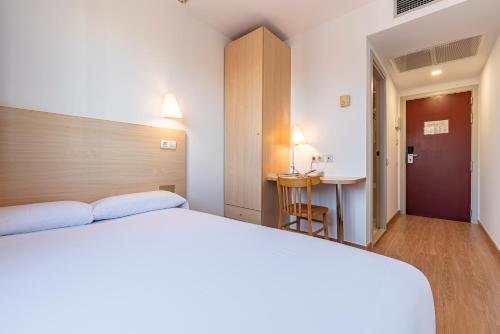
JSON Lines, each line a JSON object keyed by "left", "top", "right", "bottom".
{"left": 372, "top": 215, "right": 500, "bottom": 334}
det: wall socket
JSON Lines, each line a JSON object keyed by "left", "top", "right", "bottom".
{"left": 160, "top": 140, "right": 177, "bottom": 150}
{"left": 312, "top": 154, "right": 334, "bottom": 163}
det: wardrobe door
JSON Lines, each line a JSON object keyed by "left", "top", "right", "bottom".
{"left": 261, "top": 28, "right": 291, "bottom": 227}
{"left": 224, "top": 28, "right": 263, "bottom": 211}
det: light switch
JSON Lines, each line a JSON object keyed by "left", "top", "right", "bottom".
{"left": 160, "top": 140, "right": 177, "bottom": 150}
{"left": 340, "top": 95, "right": 350, "bottom": 108}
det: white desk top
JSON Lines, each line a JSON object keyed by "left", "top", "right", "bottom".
{"left": 266, "top": 173, "right": 366, "bottom": 185}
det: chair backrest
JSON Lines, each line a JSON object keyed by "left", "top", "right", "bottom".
{"left": 276, "top": 176, "right": 321, "bottom": 217}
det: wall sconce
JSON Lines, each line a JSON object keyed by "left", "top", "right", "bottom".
{"left": 161, "top": 94, "right": 183, "bottom": 119}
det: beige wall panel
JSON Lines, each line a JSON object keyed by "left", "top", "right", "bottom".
{"left": 0, "top": 106, "right": 186, "bottom": 206}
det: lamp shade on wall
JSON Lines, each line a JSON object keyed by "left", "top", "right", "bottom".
{"left": 161, "top": 94, "right": 183, "bottom": 119}
{"left": 291, "top": 126, "right": 306, "bottom": 145}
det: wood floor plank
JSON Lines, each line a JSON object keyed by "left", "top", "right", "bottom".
{"left": 372, "top": 215, "right": 500, "bottom": 334}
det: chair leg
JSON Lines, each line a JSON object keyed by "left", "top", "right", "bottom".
{"left": 307, "top": 218, "right": 313, "bottom": 236}
{"left": 337, "top": 218, "right": 342, "bottom": 243}
{"left": 323, "top": 213, "right": 329, "bottom": 240}
{"left": 278, "top": 212, "right": 283, "bottom": 230}
{"left": 296, "top": 218, "right": 301, "bottom": 232}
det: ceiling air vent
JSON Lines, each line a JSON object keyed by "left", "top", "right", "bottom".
{"left": 391, "top": 35, "right": 482, "bottom": 73}
{"left": 395, "top": 0, "right": 442, "bottom": 17}
{"left": 434, "top": 35, "right": 482, "bottom": 64}
{"left": 393, "top": 49, "right": 433, "bottom": 72}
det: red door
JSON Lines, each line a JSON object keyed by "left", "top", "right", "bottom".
{"left": 406, "top": 91, "right": 472, "bottom": 222}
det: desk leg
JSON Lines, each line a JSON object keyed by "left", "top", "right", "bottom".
{"left": 336, "top": 184, "right": 343, "bottom": 243}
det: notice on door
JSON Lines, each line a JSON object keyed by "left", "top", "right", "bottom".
{"left": 424, "top": 120, "right": 449, "bottom": 135}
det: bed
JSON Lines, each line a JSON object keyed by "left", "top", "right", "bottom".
{"left": 0, "top": 207, "right": 435, "bottom": 334}
{"left": 0, "top": 107, "right": 434, "bottom": 333}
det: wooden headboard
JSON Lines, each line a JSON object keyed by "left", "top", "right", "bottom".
{"left": 0, "top": 106, "right": 186, "bottom": 206}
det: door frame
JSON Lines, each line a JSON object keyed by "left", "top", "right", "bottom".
{"left": 368, "top": 53, "right": 388, "bottom": 243}
{"left": 399, "top": 85, "right": 479, "bottom": 223}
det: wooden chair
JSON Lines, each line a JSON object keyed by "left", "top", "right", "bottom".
{"left": 276, "top": 176, "right": 329, "bottom": 239}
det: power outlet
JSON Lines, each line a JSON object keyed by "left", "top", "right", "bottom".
{"left": 160, "top": 140, "right": 177, "bottom": 150}
{"left": 312, "top": 154, "right": 333, "bottom": 163}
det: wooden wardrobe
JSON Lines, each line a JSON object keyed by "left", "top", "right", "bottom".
{"left": 224, "top": 27, "right": 291, "bottom": 227}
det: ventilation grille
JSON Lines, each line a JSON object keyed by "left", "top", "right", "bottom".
{"left": 393, "top": 49, "right": 433, "bottom": 72}
{"left": 395, "top": 0, "right": 441, "bottom": 16}
{"left": 434, "top": 36, "right": 482, "bottom": 63}
{"left": 392, "top": 35, "right": 482, "bottom": 73}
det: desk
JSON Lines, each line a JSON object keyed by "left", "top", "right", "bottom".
{"left": 266, "top": 174, "right": 366, "bottom": 243}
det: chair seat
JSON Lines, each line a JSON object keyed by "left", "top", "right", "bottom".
{"left": 286, "top": 204, "right": 328, "bottom": 218}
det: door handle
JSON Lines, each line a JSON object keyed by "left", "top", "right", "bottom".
{"left": 407, "top": 146, "right": 419, "bottom": 164}
{"left": 407, "top": 153, "right": 418, "bottom": 164}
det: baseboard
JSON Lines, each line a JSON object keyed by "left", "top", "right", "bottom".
{"left": 327, "top": 237, "right": 371, "bottom": 250}
{"left": 344, "top": 240, "right": 372, "bottom": 250}
{"left": 478, "top": 220, "right": 499, "bottom": 252}
{"left": 340, "top": 212, "right": 400, "bottom": 250}
{"left": 371, "top": 228, "right": 386, "bottom": 246}
{"left": 386, "top": 211, "right": 401, "bottom": 229}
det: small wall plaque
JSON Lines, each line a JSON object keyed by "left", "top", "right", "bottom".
{"left": 340, "top": 95, "right": 350, "bottom": 108}
{"left": 424, "top": 120, "right": 449, "bottom": 135}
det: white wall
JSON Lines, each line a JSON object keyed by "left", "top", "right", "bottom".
{"left": 288, "top": 0, "right": 465, "bottom": 245}
{"left": 0, "top": 0, "right": 228, "bottom": 215}
{"left": 479, "top": 34, "right": 500, "bottom": 248}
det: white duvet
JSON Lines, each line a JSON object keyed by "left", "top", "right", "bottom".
{"left": 0, "top": 208, "right": 435, "bottom": 334}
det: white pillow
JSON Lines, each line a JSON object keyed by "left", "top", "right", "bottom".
{"left": 0, "top": 201, "right": 94, "bottom": 236}
{"left": 91, "top": 191, "right": 188, "bottom": 221}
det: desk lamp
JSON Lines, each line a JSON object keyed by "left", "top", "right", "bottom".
{"left": 291, "top": 126, "right": 306, "bottom": 174}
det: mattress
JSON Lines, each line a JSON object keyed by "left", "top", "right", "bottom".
{"left": 0, "top": 208, "right": 435, "bottom": 334}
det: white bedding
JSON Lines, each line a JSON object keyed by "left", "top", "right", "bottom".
{"left": 0, "top": 208, "right": 435, "bottom": 334}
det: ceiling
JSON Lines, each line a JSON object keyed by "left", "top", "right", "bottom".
{"left": 178, "top": 0, "right": 375, "bottom": 40}
{"left": 369, "top": 0, "right": 500, "bottom": 91}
